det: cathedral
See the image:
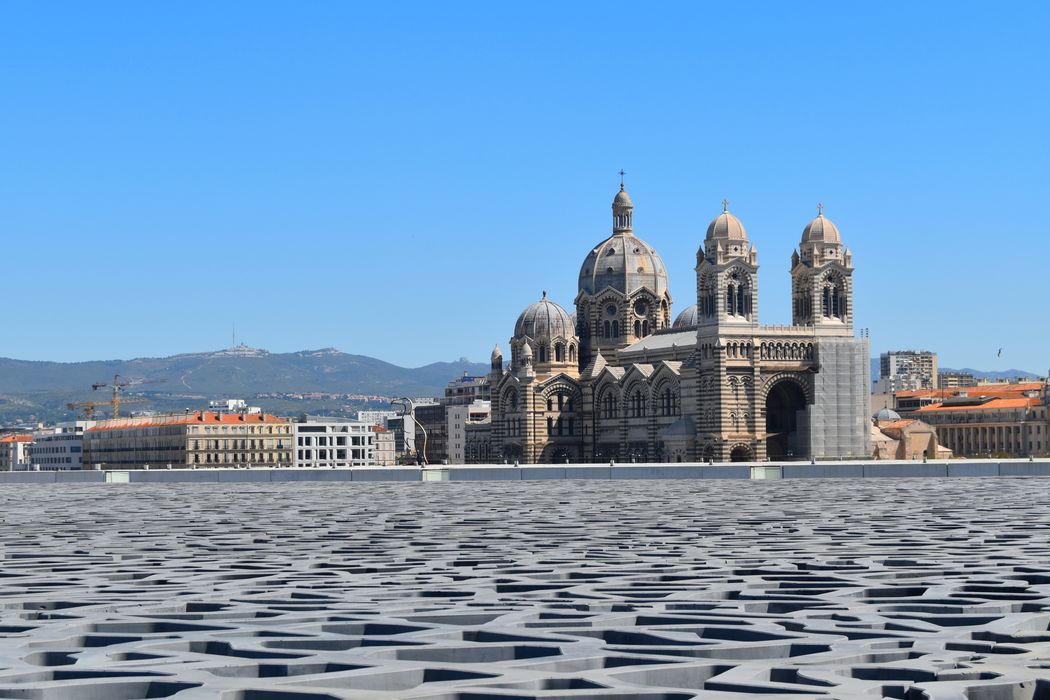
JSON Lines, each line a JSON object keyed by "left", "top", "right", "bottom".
{"left": 485, "top": 182, "right": 871, "bottom": 463}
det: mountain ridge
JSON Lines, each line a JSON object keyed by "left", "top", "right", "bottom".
{"left": 0, "top": 346, "right": 490, "bottom": 424}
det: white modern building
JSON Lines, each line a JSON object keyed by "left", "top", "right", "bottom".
{"left": 355, "top": 410, "right": 398, "bottom": 425}
{"left": 293, "top": 420, "right": 377, "bottom": 468}
{"left": 447, "top": 400, "right": 491, "bottom": 464}
{"left": 29, "top": 421, "right": 95, "bottom": 470}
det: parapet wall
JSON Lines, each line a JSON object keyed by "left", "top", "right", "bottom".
{"left": 2, "top": 460, "right": 1050, "bottom": 484}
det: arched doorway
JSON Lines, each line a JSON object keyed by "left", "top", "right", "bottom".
{"left": 730, "top": 445, "right": 752, "bottom": 462}
{"left": 766, "top": 380, "right": 807, "bottom": 460}
{"left": 502, "top": 444, "right": 523, "bottom": 463}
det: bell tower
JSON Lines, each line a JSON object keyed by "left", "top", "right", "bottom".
{"left": 791, "top": 204, "right": 854, "bottom": 333}
{"left": 696, "top": 200, "right": 759, "bottom": 328}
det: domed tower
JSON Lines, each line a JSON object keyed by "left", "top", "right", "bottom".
{"left": 489, "top": 344, "right": 504, "bottom": 384}
{"left": 511, "top": 292, "right": 579, "bottom": 378}
{"left": 576, "top": 180, "right": 672, "bottom": 365}
{"left": 790, "top": 204, "right": 854, "bottom": 331}
{"left": 692, "top": 201, "right": 762, "bottom": 464}
{"left": 695, "top": 200, "right": 759, "bottom": 328}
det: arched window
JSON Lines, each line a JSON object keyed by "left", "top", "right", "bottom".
{"left": 631, "top": 390, "right": 646, "bottom": 417}
{"left": 569, "top": 345, "right": 577, "bottom": 363}
{"left": 601, "top": 391, "right": 619, "bottom": 419}
{"left": 725, "top": 271, "right": 751, "bottom": 318}
{"left": 699, "top": 274, "right": 716, "bottom": 318}
{"left": 612, "top": 320, "right": 619, "bottom": 338}
{"left": 554, "top": 344, "right": 563, "bottom": 362}
{"left": 634, "top": 320, "right": 641, "bottom": 337}
{"left": 538, "top": 345, "right": 547, "bottom": 362}
{"left": 504, "top": 388, "right": 519, "bottom": 411}
{"left": 642, "top": 320, "right": 649, "bottom": 336}
{"left": 604, "top": 320, "right": 611, "bottom": 338}
{"left": 822, "top": 274, "right": 848, "bottom": 320}
{"left": 659, "top": 387, "right": 677, "bottom": 416}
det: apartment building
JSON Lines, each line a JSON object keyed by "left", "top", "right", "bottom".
{"left": 293, "top": 420, "right": 377, "bottom": 467}
{"left": 83, "top": 412, "right": 292, "bottom": 468}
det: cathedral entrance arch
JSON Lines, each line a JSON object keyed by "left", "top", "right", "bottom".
{"left": 729, "top": 444, "right": 752, "bottom": 462}
{"left": 765, "top": 379, "right": 807, "bottom": 460}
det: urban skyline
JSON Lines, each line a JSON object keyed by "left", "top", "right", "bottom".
{"left": 2, "top": 3, "right": 1048, "bottom": 371}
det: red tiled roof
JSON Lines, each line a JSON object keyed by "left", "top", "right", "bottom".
{"left": 897, "top": 382, "right": 1043, "bottom": 399}
{"left": 917, "top": 397, "right": 1040, "bottom": 413}
{"left": 0, "top": 434, "right": 33, "bottom": 443}
{"left": 88, "top": 411, "right": 288, "bottom": 431}
{"left": 877, "top": 419, "right": 917, "bottom": 430}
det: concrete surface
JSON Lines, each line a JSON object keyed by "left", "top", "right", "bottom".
{"left": 1, "top": 479, "right": 1050, "bottom": 698}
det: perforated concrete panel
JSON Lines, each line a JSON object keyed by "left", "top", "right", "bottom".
{"left": 1, "top": 479, "right": 1050, "bottom": 698}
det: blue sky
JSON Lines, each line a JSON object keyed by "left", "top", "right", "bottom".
{"left": 1, "top": 2, "right": 1048, "bottom": 373}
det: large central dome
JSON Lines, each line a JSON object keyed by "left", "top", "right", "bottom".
{"left": 578, "top": 233, "right": 670, "bottom": 296}
{"left": 578, "top": 185, "right": 669, "bottom": 297}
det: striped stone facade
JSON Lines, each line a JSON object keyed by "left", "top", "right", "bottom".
{"left": 486, "top": 185, "right": 871, "bottom": 464}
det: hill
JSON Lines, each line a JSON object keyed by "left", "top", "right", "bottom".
{"left": 0, "top": 346, "right": 489, "bottom": 425}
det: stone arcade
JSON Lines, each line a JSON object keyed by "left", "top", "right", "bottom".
{"left": 486, "top": 183, "right": 870, "bottom": 463}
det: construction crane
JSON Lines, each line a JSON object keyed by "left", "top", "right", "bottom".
{"left": 66, "top": 397, "right": 146, "bottom": 420}
{"left": 91, "top": 374, "right": 165, "bottom": 419}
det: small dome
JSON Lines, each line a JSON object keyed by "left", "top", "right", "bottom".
{"left": 874, "top": 408, "right": 901, "bottom": 422}
{"left": 514, "top": 292, "right": 576, "bottom": 340}
{"left": 802, "top": 212, "right": 842, "bottom": 244}
{"left": 672, "top": 304, "right": 699, "bottom": 329}
{"left": 705, "top": 207, "right": 748, "bottom": 241}
{"left": 491, "top": 344, "right": 503, "bottom": 362}
{"left": 613, "top": 186, "right": 633, "bottom": 209}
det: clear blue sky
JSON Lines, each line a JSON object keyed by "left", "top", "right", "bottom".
{"left": 2, "top": 2, "right": 1048, "bottom": 373}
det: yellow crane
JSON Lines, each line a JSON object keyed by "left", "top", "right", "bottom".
{"left": 66, "top": 397, "right": 146, "bottom": 420}
{"left": 91, "top": 374, "right": 165, "bottom": 419}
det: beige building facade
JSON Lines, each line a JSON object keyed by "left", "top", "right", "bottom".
{"left": 917, "top": 394, "right": 1049, "bottom": 458}
{"left": 84, "top": 412, "right": 292, "bottom": 468}
{"left": 0, "top": 435, "right": 32, "bottom": 471}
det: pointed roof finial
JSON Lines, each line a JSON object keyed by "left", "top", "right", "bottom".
{"left": 817, "top": 202, "right": 824, "bottom": 217}
{"left": 541, "top": 290, "right": 547, "bottom": 300}
{"left": 618, "top": 169, "right": 626, "bottom": 191}
{"left": 722, "top": 198, "right": 729, "bottom": 213}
